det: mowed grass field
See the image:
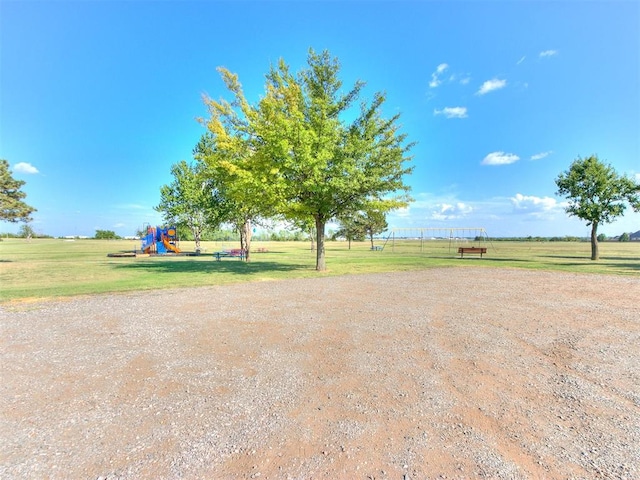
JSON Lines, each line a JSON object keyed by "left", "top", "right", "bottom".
{"left": 0, "top": 237, "right": 638, "bottom": 303}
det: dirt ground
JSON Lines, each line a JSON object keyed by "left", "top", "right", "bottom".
{"left": 1, "top": 267, "right": 639, "bottom": 479}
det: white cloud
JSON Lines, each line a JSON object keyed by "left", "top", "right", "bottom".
{"left": 511, "top": 193, "right": 559, "bottom": 217}
{"left": 539, "top": 49, "right": 558, "bottom": 57}
{"left": 13, "top": 162, "right": 39, "bottom": 174}
{"left": 476, "top": 78, "right": 507, "bottom": 95}
{"left": 459, "top": 76, "right": 471, "bottom": 85}
{"left": 530, "top": 151, "right": 553, "bottom": 161}
{"left": 433, "top": 106, "right": 468, "bottom": 119}
{"left": 634, "top": 173, "right": 640, "bottom": 183}
{"left": 516, "top": 56, "right": 526, "bottom": 65}
{"left": 393, "top": 206, "right": 411, "bottom": 218}
{"left": 431, "top": 202, "right": 473, "bottom": 221}
{"left": 482, "top": 151, "right": 520, "bottom": 166}
{"left": 429, "top": 63, "right": 449, "bottom": 88}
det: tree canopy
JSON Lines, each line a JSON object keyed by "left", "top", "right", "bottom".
{"left": 0, "top": 159, "right": 36, "bottom": 224}
{"left": 200, "top": 49, "right": 414, "bottom": 270}
{"left": 555, "top": 155, "right": 640, "bottom": 260}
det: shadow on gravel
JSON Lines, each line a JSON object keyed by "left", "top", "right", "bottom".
{"left": 111, "top": 260, "right": 305, "bottom": 276}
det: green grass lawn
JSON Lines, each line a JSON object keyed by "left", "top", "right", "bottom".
{"left": 1, "top": 237, "right": 638, "bottom": 303}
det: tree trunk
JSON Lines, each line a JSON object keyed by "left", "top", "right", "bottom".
{"left": 315, "top": 215, "right": 326, "bottom": 271}
{"left": 241, "top": 219, "right": 252, "bottom": 262}
{"left": 192, "top": 226, "right": 202, "bottom": 253}
{"left": 369, "top": 232, "right": 374, "bottom": 249}
{"left": 590, "top": 222, "right": 599, "bottom": 261}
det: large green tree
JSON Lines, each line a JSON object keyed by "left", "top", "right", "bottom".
{"left": 1, "top": 159, "right": 36, "bottom": 224}
{"left": 202, "top": 49, "right": 413, "bottom": 270}
{"left": 156, "top": 159, "right": 229, "bottom": 253}
{"left": 555, "top": 155, "right": 640, "bottom": 260}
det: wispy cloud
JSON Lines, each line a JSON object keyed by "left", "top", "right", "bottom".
{"left": 476, "top": 78, "right": 507, "bottom": 95}
{"left": 429, "top": 63, "right": 449, "bottom": 88}
{"left": 539, "top": 49, "right": 558, "bottom": 58}
{"left": 530, "top": 151, "right": 553, "bottom": 161}
{"left": 434, "top": 106, "right": 468, "bottom": 119}
{"left": 516, "top": 56, "right": 526, "bottom": 65}
{"left": 482, "top": 151, "right": 520, "bottom": 166}
{"left": 459, "top": 76, "right": 471, "bottom": 85}
{"left": 13, "top": 162, "right": 39, "bottom": 174}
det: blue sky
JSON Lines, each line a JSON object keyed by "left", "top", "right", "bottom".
{"left": 2, "top": 0, "right": 639, "bottom": 238}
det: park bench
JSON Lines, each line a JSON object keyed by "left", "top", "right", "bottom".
{"left": 371, "top": 245, "right": 383, "bottom": 251}
{"left": 458, "top": 247, "right": 487, "bottom": 258}
{"left": 213, "top": 248, "right": 246, "bottom": 261}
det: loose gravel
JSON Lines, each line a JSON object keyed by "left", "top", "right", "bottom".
{"left": 1, "top": 267, "right": 639, "bottom": 479}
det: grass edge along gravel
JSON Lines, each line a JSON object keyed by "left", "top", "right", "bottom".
{"left": 1, "top": 238, "right": 638, "bottom": 303}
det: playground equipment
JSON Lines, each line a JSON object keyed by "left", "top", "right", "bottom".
{"left": 141, "top": 225, "right": 181, "bottom": 254}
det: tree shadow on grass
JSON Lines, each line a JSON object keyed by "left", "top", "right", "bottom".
{"left": 537, "top": 255, "right": 640, "bottom": 272}
{"left": 465, "top": 257, "right": 529, "bottom": 263}
{"left": 599, "top": 262, "right": 640, "bottom": 272}
{"left": 110, "top": 259, "right": 308, "bottom": 276}
{"left": 540, "top": 255, "right": 639, "bottom": 261}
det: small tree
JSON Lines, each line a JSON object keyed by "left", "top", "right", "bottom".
{"left": 1, "top": 159, "right": 36, "bottom": 224}
{"left": 156, "top": 159, "right": 229, "bottom": 253}
{"left": 335, "top": 208, "right": 388, "bottom": 249}
{"left": 95, "top": 229, "right": 119, "bottom": 240}
{"left": 555, "top": 155, "right": 640, "bottom": 260}
{"left": 619, "top": 232, "right": 630, "bottom": 242}
{"left": 360, "top": 208, "right": 388, "bottom": 249}
{"left": 18, "top": 223, "right": 35, "bottom": 239}
{"left": 193, "top": 134, "right": 263, "bottom": 261}
{"left": 334, "top": 213, "right": 366, "bottom": 249}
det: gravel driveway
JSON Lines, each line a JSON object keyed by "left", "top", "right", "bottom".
{"left": 1, "top": 267, "right": 639, "bottom": 479}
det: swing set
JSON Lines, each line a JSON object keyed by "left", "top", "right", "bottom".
{"left": 379, "top": 227, "right": 493, "bottom": 256}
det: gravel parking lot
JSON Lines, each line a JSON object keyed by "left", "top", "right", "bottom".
{"left": 1, "top": 267, "right": 639, "bottom": 479}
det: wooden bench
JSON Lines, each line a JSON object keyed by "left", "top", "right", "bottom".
{"left": 213, "top": 249, "right": 246, "bottom": 261}
{"left": 371, "top": 245, "right": 383, "bottom": 251}
{"left": 458, "top": 247, "right": 487, "bottom": 258}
